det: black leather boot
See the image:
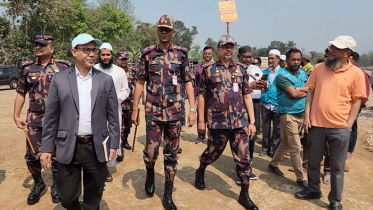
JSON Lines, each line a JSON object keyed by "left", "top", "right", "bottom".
{"left": 195, "top": 166, "right": 205, "bottom": 190}
{"left": 238, "top": 183, "right": 259, "bottom": 210}
{"left": 51, "top": 165, "right": 60, "bottom": 203}
{"left": 26, "top": 161, "right": 46, "bottom": 205}
{"left": 162, "top": 181, "right": 177, "bottom": 210}
{"left": 145, "top": 168, "right": 155, "bottom": 196}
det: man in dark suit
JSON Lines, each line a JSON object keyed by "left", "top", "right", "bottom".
{"left": 40, "top": 33, "right": 120, "bottom": 210}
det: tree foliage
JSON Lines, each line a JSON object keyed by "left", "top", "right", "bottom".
{"left": 173, "top": 20, "right": 198, "bottom": 50}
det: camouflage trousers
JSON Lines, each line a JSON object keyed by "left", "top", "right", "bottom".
{"left": 25, "top": 126, "right": 57, "bottom": 181}
{"left": 200, "top": 126, "right": 252, "bottom": 184}
{"left": 121, "top": 110, "right": 132, "bottom": 144}
{"left": 144, "top": 120, "right": 181, "bottom": 182}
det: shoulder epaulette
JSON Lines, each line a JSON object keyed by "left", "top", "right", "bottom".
{"left": 21, "top": 60, "right": 34, "bottom": 69}
{"left": 236, "top": 62, "right": 248, "bottom": 69}
{"left": 55, "top": 59, "right": 71, "bottom": 67}
{"left": 141, "top": 45, "right": 157, "bottom": 55}
{"left": 173, "top": 45, "right": 188, "bottom": 53}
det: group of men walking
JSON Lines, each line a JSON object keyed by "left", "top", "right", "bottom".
{"left": 13, "top": 13, "right": 368, "bottom": 210}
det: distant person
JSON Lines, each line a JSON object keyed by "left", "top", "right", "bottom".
{"left": 194, "top": 46, "right": 214, "bottom": 144}
{"left": 13, "top": 35, "right": 70, "bottom": 205}
{"left": 295, "top": 36, "right": 367, "bottom": 210}
{"left": 94, "top": 43, "right": 130, "bottom": 182}
{"left": 301, "top": 51, "right": 314, "bottom": 75}
{"left": 40, "top": 33, "right": 120, "bottom": 210}
{"left": 279, "top": 54, "right": 287, "bottom": 68}
{"left": 267, "top": 48, "right": 308, "bottom": 189}
{"left": 252, "top": 57, "right": 262, "bottom": 68}
{"left": 260, "top": 49, "right": 284, "bottom": 157}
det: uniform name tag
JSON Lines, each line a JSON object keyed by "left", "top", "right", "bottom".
{"left": 172, "top": 75, "right": 178, "bottom": 86}
{"left": 233, "top": 82, "right": 239, "bottom": 92}
{"left": 29, "top": 73, "right": 39, "bottom": 76}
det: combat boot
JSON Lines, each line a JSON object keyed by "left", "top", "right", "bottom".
{"left": 51, "top": 169, "right": 60, "bottom": 203}
{"left": 145, "top": 168, "right": 155, "bottom": 196}
{"left": 195, "top": 166, "right": 205, "bottom": 190}
{"left": 27, "top": 172, "right": 46, "bottom": 205}
{"left": 162, "top": 181, "right": 177, "bottom": 210}
{"left": 238, "top": 183, "right": 259, "bottom": 210}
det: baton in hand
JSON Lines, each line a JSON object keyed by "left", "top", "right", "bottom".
{"left": 132, "top": 108, "right": 140, "bottom": 152}
{"left": 22, "top": 126, "right": 36, "bottom": 154}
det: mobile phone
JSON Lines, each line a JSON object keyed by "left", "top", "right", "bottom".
{"left": 261, "top": 74, "right": 268, "bottom": 80}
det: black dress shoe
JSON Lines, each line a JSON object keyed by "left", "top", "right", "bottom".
{"left": 294, "top": 188, "right": 322, "bottom": 200}
{"left": 162, "top": 181, "right": 177, "bottom": 210}
{"left": 296, "top": 180, "right": 308, "bottom": 190}
{"left": 195, "top": 167, "right": 205, "bottom": 190}
{"left": 27, "top": 182, "right": 46, "bottom": 205}
{"left": 329, "top": 202, "right": 343, "bottom": 210}
{"left": 116, "top": 155, "right": 124, "bottom": 162}
{"left": 177, "top": 148, "right": 182, "bottom": 154}
{"left": 51, "top": 183, "right": 60, "bottom": 203}
{"left": 268, "top": 165, "right": 284, "bottom": 177}
{"left": 145, "top": 168, "right": 155, "bottom": 196}
{"left": 123, "top": 142, "right": 132, "bottom": 150}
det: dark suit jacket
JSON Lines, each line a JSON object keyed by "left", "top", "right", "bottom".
{"left": 41, "top": 67, "right": 120, "bottom": 164}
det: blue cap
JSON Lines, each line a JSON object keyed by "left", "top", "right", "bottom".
{"left": 71, "top": 33, "right": 102, "bottom": 49}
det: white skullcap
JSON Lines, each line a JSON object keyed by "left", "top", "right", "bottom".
{"left": 99, "top": 42, "right": 113, "bottom": 51}
{"left": 280, "top": 55, "right": 286, "bottom": 61}
{"left": 269, "top": 49, "right": 281, "bottom": 57}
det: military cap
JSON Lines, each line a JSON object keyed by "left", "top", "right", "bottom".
{"left": 117, "top": 51, "right": 128, "bottom": 59}
{"left": 35, "top": 35, "right": 54, "bottom": 44}
{"left": 218, "top": 34, "right": 235, "bottom": 46}
{"left": 157, "top": 15, "right": 174, "bottom": 29}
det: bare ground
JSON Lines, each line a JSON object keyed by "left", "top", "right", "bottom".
{"left": 0, "top": 87, "right": 372, "bottom": 210}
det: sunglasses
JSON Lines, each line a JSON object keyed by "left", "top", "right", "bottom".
{"left": 75, "top": 47, "right": 99, "bottom": 55}
{"left": 158, "top": 27, "right": 173, "bottom": 33}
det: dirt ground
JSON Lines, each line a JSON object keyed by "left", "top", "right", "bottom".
{"left": 0, "top": 86, "right": 372, "bottom": 210}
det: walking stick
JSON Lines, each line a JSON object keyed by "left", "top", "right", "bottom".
{"left": 132, "top": 108, "right": 140, "bottom": 152}
{"left": 22, "top": 126, "right": 36, "bottom": 154}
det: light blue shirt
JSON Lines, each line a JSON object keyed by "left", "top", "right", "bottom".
{"left": 76, "top": 67, "right": 93, "bottom": 135}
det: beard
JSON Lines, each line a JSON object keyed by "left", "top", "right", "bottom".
{"left": 99, "top": 56, "right": 113, "bottom": 69}
{"left": 287, "top": 64, "right": 300, "bottom": 72}
{"left": 324, "top": 58, "right": 342, "bottom": 69}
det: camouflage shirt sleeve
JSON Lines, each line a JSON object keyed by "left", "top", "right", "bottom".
{"left": 198, "top": 66, "right": 208, "bottom": 95}
{"left": 16, "top": 66, "right": 28, "bottom": 95}
{"left": 137, "top": 55, "right": 148, "bottom": 81}
{"left": 180, "top": 52, "right": 194, "bottom": 84}
{"left": 242, "top": 66, "right": 252, "bottom": 95}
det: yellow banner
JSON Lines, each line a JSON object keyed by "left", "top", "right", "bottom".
{"left": 219, "top": 1, "right": 238, "bottom": 23}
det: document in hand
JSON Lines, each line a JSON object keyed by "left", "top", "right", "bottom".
{"left": 102, "top": 136, "right": 110, "bottom": 162}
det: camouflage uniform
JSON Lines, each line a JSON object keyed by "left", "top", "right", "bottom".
{"left": 17, "top": 56, "right": 69, "bottom": 181}
{"left": 198, "top": 39, "right": 253, "bottom": 184}
{"left": 138, "top": 41, "right": 193, "bottom": 181}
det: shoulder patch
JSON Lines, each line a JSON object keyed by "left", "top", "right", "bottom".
{"left": 21, "top": 60, "right": 34, "bottom": 69}
{"left": 173, "top": 45, "right": 188, "bottom": 53}
{"left": 55, "top": 59, "right": 71, "bottom": 67}
{"left": 141, "top": 45, "right": 156, "bottom": 55}
{"left": 236, "top": 62, "right": 248, "bottom": 69}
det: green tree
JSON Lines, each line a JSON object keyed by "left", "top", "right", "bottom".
{"left": 205, "top": 38, "right": 218, "bottom": 59}
{"left": 173, "top": 20, "right": 198, "bottom": 50}
{"left": 96, "top": 0, "right": 134, "bottom": 18}
{"left": 359, "top": 51, "right": 373, "bottom": 67}
{"left": 189, "top": 44, "right": 202, "bottom": 61}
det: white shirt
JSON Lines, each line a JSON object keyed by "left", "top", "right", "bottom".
{"left": 76, "top": 67, "right": 93, "bottom": 135}
{"left": 246, "top": 64, "right": 263, "bottom": 99}
{"left": 94, "top": 64, "right": 130, "bottom": 104}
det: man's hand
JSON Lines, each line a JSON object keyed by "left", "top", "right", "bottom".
{"left": 198, "top": 121, "right": 206, "bottom": 135}
{"left": 248, "top": 124, "right": 256, "bottom": 140}
{"left": 109, "top": 149, "right": 117, "bottom": 161}
{"left": 40, "top": 153, "right": 52, "bottom": 170}
{"left": 14, "top": 116, "right": 27, "bottom": 129}
{"left": 304, "top": 117, "right": 311, "bottom": 134}
{"left": 188, "top": 112, "right": 196, "bottom": 127}
{"left": 131, "top": 109, "right": 140, "bottom": 126}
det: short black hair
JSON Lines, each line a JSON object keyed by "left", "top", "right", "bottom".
{"left": 238, "top": 46, "right": 252, "bottom": 55}
{"left": 254, "top": 57, "right": 261, "bottom": 65}
{"left": 203, "top": 46, "right": 213, "bottom": 52}
{"left": 350, "top": 51, "right": 359, "bottom": 61}
{"left": 325, "top": 48, "right": 329, "bottom": 53}
{"left": 285, "top": 48, "right": 302, "bottom": 60}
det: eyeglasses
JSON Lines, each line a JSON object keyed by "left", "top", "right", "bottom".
{"left": 35, "top": 43, "right": 49, "bottom": 47}
{"left": 219, "top": 45, "right": 235, "bottom": 49}
{"left": 158, "top": 27, "right": 173, "bottom": 33}
{"left": 75, "top": 47, "right": 98, "bottom": 55}
{"left": 251, "top": 62, "right": 258, "bottom": 65}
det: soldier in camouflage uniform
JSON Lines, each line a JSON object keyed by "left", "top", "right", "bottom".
{"left": 116, "top": 51, "right": 136, "bottom": 157}
{"left": 13, "top": 35, "right": 70, "bottom": 205}
{"left": 194, "top": 35, "right": 259, "bottom": 210}
{"left": 131, "top": 15, "right": 196, "bottom": 210}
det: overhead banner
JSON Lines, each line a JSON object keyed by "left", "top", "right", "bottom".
{"left": 219, "top": 0, "right": 238, "bottom": 23}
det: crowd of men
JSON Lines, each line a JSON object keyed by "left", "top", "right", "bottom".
{"left": 12, "top": 14, "right": 370, "bottom": 210}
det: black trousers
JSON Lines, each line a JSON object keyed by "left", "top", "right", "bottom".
{"left": 261, "top": 106, "right": 281, "bottom": 153}
{"left": 57, "top": 142, "right": 107, "bottom": 210}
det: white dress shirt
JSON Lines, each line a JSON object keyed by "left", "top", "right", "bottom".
{"left": 247, "top": 64, "right": 263, "bottom": 99}
{"left": 76, "top": 67, "right": 93, "bottom": 135}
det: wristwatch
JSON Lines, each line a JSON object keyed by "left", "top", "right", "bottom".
{"left": 250, "top": 121, "right": 255, "bottom": 125}
{"left": 190, "top": 108, "right": 197, "bottom": 113}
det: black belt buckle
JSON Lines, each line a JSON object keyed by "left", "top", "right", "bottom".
{"left": 78, "top": 135, "right": 92, "bottom": 144}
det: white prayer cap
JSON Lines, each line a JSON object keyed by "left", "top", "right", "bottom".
{"left": 280, "top": 55, "right": 286, "bottom": 61}
{"left": 269, "top": 49, "right": 281, "bottom": 57}
{"left": 100, "top": 42, "right": 113, "bottom": 51}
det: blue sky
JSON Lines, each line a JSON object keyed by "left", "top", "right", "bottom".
{"left": 2, "top": 0, "right": 373, "bottom": 53}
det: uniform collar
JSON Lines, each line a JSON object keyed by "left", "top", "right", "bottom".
{"left": 216, "top": 59, "right": 236, "bottom": 67}
{"left": 156, "top": 43, "right": 174, "bottom": 52}
{"left": 35, "top": 58, "right": 55, "bottom": 65}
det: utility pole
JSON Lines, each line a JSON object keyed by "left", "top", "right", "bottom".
{"left": 226, "top": 0, "right": 229, "bottom": 35}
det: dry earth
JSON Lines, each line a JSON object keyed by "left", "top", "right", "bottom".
{"left": 0, "top": 86, "right": 372, "bottom": 210}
